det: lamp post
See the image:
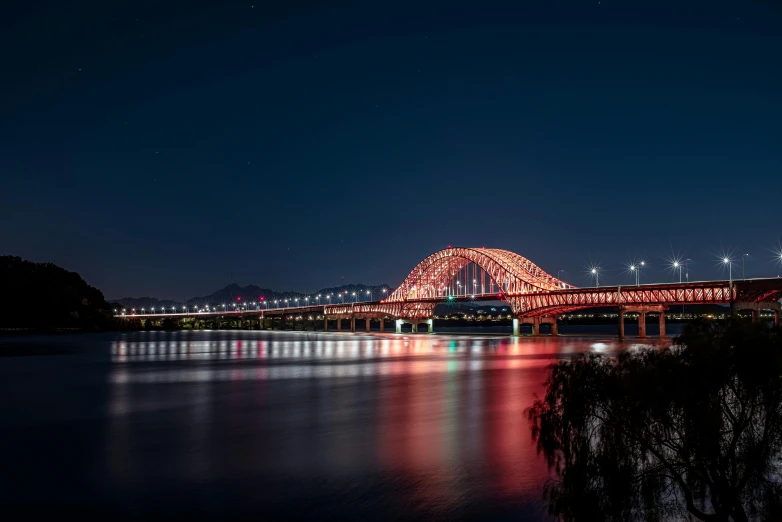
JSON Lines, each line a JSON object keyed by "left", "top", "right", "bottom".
{"left": 742, "top": 253, "right": 749, "bottom": 280}
{"left": 723, "top": 257, "right": 733, "bottom": 284}
{"left": 591, "top": 267, "right": 599, "bottom": 287}
{"left": 630, "top": 265, "right": 638, "bottom": 285}
{"left": 673, "top": 261, "right": 682, "bottom": 283}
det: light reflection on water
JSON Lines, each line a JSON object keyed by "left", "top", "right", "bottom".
{"left": 0, "top": 330, "right": 665, "bottom": 521}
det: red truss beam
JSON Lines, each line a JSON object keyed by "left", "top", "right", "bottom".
{"left": 383, "top": 247, "right": 572, "bottom": 312}
{"left": 509, "top": 281, "right": 735, "bottom": 317}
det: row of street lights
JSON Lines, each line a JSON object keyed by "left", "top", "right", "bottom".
{"left": 117, "top": 288, "right": 389, "bottom": 316}
{"left": 585, "top": 250, "right": 782, "bottom": 287}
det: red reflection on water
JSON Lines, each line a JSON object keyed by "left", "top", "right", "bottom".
{"left": 376, "top": 337, "right": 554, "bottom": 514}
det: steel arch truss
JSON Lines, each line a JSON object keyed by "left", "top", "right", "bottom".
{"left": 381, "top": 247, "right": 572, "bottom": 317}
{"left": 512, "top": 282, "right": 735, "bottom": 317}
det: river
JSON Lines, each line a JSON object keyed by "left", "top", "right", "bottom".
{"left": 0, "top": 328, "right": 673, "bottom": 520}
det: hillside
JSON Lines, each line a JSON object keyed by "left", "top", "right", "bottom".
{"left": 0, "top": 256, "right": 116, "bottom": 329}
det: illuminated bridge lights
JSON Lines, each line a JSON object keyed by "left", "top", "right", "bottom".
{"left": 119, "top": 247, "right": 782, "bottom": 322}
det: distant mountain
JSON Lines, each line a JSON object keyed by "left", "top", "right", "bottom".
{"left": 113, "top": 282, "right": 394, "bottom": 310}
{"left": 110, "top": 296, "right": 183, "bottom": 311}
{"left": 0, "top": 256, "right": 115, "bottom": 328}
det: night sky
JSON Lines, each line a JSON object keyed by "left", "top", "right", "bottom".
{"left": 2, "top": 1, "right": 781, "bottom": 300}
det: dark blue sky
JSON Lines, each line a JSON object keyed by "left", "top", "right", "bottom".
{"left": 2, "top": 1, "right": 781, "bottom": 300}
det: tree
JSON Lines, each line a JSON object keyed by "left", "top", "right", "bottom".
{"left": 527, "top": 319, "right": 782, "bottom": 521}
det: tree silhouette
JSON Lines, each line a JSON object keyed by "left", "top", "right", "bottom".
{"left": 527, "top": 319, "right": 782, "bottom": 521}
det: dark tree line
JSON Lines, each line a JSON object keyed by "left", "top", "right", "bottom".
{"left": 0, "top": 256, "right": 116, "bottom": 329}
{"left": 527, "top": 319, "right": 782, "bottom": 521}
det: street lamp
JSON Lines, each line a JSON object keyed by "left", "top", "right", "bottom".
{"left": 591, "top": 267, "right": 599, "bottom": 287}
{"left": 741, "top": 253, "right": 749, "bottom": 280}
{"left": 366, "top": 289, "right": 372, "bottom": 301}
{"left": 629, "top": 265, "right": 638, "bottom": 285}
{"left": 352, "top": 291, "right": 357, "bottom": 302}
{"left": 673, "top": 261, "right": 682, "bottom": 283}
{"left": 723, "top": 257, "right": 733, "bottom": 284}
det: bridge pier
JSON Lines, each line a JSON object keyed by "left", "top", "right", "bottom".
{"left": 324, "top": 317, "right": 328, "bottom": 332}
{"left": 411, "top": 323, "right": 418, "bottom": 334}
{"left": 379, "top": 318, "right": 385, "bottom": 333}
{"left": 336, "top": 318, "right": 342, "bottom": 332}
{"left": 365, "top": 318, "right": 371, "bottom": 332}
{"left": 518, "top": 316, "right": 559, "bottom": 336}
{"left": 395, "top": 319, "right": 402, "bottom": 334}
{"left": 621, "top": 310, "right": 632, "bottom": 338}
{"left": 659, "top": 312, "right": 666, "bottom": 337}
{"left": 350, "top": 316, "right": 356, "bottom": 332}
{"left": 638, "top": 312, "right": 647, "bottom": 338}
{"left": 426, "top": 319, "right": 434, "bottom": 334}
{"left": 731, "top": 301, "right": 781, "bottom": 323}
{"left": 618, "top": 305, "right": 666, "bottom": 339}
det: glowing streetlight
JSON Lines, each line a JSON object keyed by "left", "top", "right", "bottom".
{"left": 672, "top": 260, "right": 682, "bottom": 283}
{"left": 352, "top": 291, "right": 357, "bottom": 302}
{"left": 590, "top": 267, "right": 600, "bottom": 287}
{"left": 741, "top": 253, "right": 749, "bottom": 279}
{"left": 723, "top": 257, "right": 733, "bottom": 283}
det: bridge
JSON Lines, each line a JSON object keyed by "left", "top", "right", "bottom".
{"left": 121, "top": 247, "right": 782, "bottom": 338}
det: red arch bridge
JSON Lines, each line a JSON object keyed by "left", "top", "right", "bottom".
{"left": 123, "top": 247, "right": 782, "bottom": 338}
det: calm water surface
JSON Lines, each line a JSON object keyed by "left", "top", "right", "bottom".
{"left": 0, "top": 329, "right": 671, "bottom": 521}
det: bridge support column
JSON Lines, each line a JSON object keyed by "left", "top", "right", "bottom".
{"left": 379, "top": 318, "right": 385, "bottom": 332}
{"left": 532, "top": 317, "right": 541, "bottom": 336}
{"left": 427, "top": 319, "right": 434, "bottom": 334}
{"left": 395, "top": 319, "right": 402, "bottom": 334}
{"left": 775, "top": 310, "right": 780, "bottom": 328}
{"left": 350, "top": 316, "right": 355, "bottom": 333}
{"left": 365, "top": 318, "right": 371, "bottom": 332}
{"left": 550, "top": 320, "right": 558, "bottom": 336}
{"left": 659, "top": 312, "right": 666, "bottom": 337}
{"left": 638, "top": 312, "right": 647, "bottom": 338}
{"left": 324, "top": 317, "right": 328, "bottom": 332}
{"left": 411, "top": 323, "right": 418, "bottom": 334}
{"left": 618, "top": 311, "right": 625, "bottom": 339}
{"left": 751, "top": 310, "right": 760, "bottom": 323}
{"left": 512, "top": 318, "right": 520, "bottom": 336}
{"left": 336, "top": 318, "right": 342, "bottom": 332}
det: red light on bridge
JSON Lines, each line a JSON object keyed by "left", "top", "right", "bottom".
{"left": 237, "top": 297, "right": 242, "bottom": 301}
{"left": 260, "top": 296, "right": 265, "bottom": 301}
